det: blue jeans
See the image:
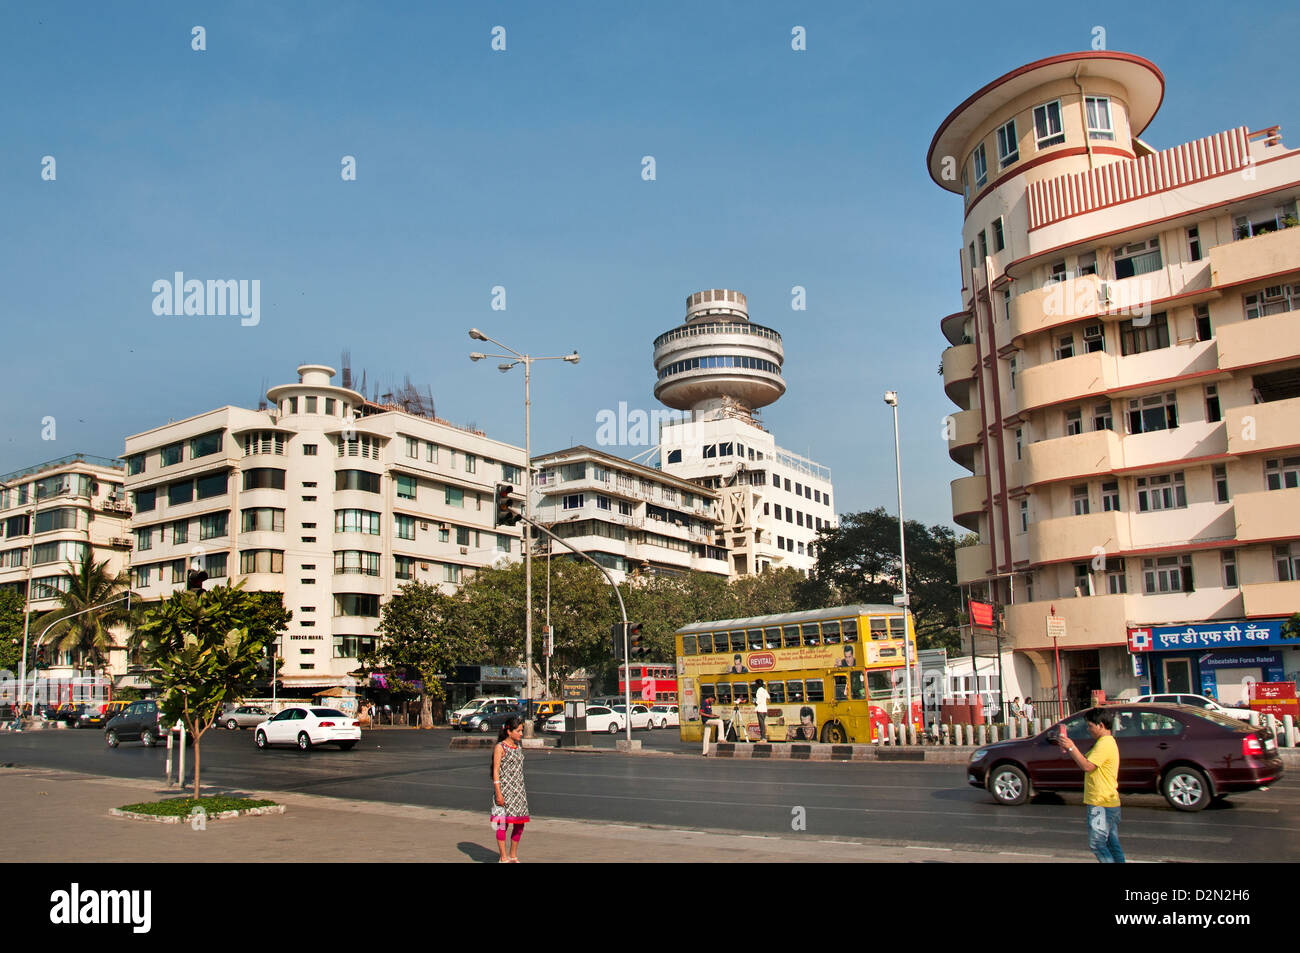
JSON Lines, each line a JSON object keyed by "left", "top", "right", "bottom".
{"left": 1087, "top": 805, "right": 1125, "bottom": 863}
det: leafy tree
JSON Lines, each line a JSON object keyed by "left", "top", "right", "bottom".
{"left": 37, "top": 551, "right": 136, "bottom": 677}
{"left": 0, "top": 589, "right": 28, "bottom": 673}
{"left": 136, "top": 582, "right": 290, "bottom": 799}
{"left": 806, "top": 508, "right": 962, "bottom": 652}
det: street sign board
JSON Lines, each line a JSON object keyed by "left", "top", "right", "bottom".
{"left": 1046, "top": 617, "right": 1067, "bottom": 640}
{"left": 561, "top": 679, "right": 588, "bottom": 701}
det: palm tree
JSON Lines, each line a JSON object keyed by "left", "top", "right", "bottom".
{"left": 37, "top": 550, "right": 135, "bottom": 679}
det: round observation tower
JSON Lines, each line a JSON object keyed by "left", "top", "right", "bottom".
{"left": 652, "top": 289, "right": 786, "bottom": 414}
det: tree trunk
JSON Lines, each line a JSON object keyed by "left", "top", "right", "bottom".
{"left": 193, "top": 737, "right": 202, "bottom": 801}
{"left": 420, "top": 691, "right": 433, "bottom": 728}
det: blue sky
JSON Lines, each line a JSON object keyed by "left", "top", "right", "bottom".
{"left": 2, "top": 1, "right": 1296, "bottom": 527}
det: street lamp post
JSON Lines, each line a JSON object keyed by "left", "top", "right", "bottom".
{"left": 470, "top": 330, "right": 579, "bottom": 737}
{"left": 883, "top": 391, "right": 915, "bottom": 741}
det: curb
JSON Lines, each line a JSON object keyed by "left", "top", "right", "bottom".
{"left": 109, "top": 804, "right": 286, "bottom": 824}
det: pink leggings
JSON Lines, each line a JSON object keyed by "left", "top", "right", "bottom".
{"left": 496, "top": 823, "right": 525, "bottom": 843}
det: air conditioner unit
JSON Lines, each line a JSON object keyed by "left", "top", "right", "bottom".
{"left": 420, "top": 522, "right": 429, "bottom": 530}
{"left": 1098, "top": 282, "right": 1113, "bottom": 305}
{"left": 420, "top": 563, "right": 429, "bottom": 570}
{"left": 460, "top": 547, "right": 469, "bottom": 555}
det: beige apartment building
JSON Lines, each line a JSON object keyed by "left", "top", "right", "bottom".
{"left": 930, "top": 51, "right": 1300, "bottom": 709}
{"left": 122, "top": 364, "right": 526, "bottom": 694}
{"left": 0, "top": 454, "right": 132, "bottom": 679}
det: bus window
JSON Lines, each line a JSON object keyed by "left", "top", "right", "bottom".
{"left": 730, "top": 630, "right": 747, "bottom": 653}
{"left": 823, "top": 621, "right": 841, "bottom": 644}
{"left": 805, "top": 679, "right": 825, "bottom": 702}
{"left": 869, "top": 618, "right": 888, "bottom": 640}
{"left": 712, "top": 633, "right": 729, "bottom": 654}
{"left": 764, "top": 627, "right": 780, "bottom": 649}
{"left": 700, "top": 683, "right": 716, "bottom": 706}
{"left": 889, "top": 616, "right": 906, "bottom": 639}
{"left": 833, "top": 675, "right": 848, "bottom": 701}
{"left": 747, "top": 628, "right": 763, "bottom": 651}
{"left": 850, "top": 670, "right": 867, "bottom": 700}
{"left": 769, "top": 681, "right": 785, "bottom": 703}
{"left": 867, "top": 671, "right": 893, "bottom": 701}
{"left": 782, "top": 625, "right": 801, "bottom": 648}
{"left": 801, "top": 623, "right": 821, "bottom": 646}
{"left": 787, "top": 680, "right": 804, "bottom": 702}
{"left": 716, "top": 683, "right": 732, "bottom": 705}
{"left": 683, "top": 635, "right": 697, "bottom": 655}
{"left": 842, "top": 619, "right": 859, "bottom": 643}
{"left": 733, "top": 682, "right": 750, "bottom": 703}
{"left": 878, "top": 647, "right": 898, "bottom": 659}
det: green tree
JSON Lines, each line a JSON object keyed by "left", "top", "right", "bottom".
{"left": 0, "top": 589, "right": 29, "bottom": 673}
{"left": 136, "top": 582, "right": 290, "bottom": 799}
{"left": 807, "top": 508, "right": 963, "bottom": 652}
{"left": 37, "top": 551, "right": 135, "bottom": 677}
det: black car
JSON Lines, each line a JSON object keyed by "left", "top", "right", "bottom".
{"left": 105, "top": 699, "right": 166, "bottom": 747}
{"left": 460, "top": 702, "right": 525, "bottom": 733}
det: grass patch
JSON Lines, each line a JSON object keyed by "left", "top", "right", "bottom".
{"left": 118, "top": 796, "right": 278, "bottom": 816}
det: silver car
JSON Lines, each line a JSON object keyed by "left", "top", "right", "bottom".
{"left": 221, "top": 705, "right": 272, "bottom": 730}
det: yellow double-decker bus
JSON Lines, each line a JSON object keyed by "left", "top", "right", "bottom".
{"left": 675, "top": 605, "right": 920, "bottom": 744}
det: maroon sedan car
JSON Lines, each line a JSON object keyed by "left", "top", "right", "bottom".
{"left": 967, "top": 704, "right": 1283, "bottom": 812}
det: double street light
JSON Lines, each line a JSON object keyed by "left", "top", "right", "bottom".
{"left": 469, "top": 329, "right": 579, "bottom": 736}
{"left": 884, "top": 390, "right": 916, "bottom": 739}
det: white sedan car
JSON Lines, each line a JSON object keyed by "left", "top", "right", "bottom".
{"left": 1134, "top": 693, "right": 1253, "bottom": 720}
{"left": 648, "top": 705, "right": 679, "bottom": 728}
{"left": 612, "top": 704, "right": 654, "bottom": 729}
{"left": 544, "top": 705, "right": 626, "bottom": 735}
{"left": 254, "top": 706, "right": 361, "bottom": 751}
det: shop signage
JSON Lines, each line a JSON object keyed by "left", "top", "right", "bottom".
{"left": 969, "top": 600, "right": 994, "bottom": 629}
{"left": 481, "top": 666, "right": 525, "bottom": 681}
{"left": 1126, "top": 619, "right": 1293, "bottom": 652}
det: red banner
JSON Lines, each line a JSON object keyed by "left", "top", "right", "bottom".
{"left": 969, "top": 600, "right": 994, "bottom": 629}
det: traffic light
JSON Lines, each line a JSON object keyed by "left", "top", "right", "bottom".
{"left": 36, "top": 645, "right": 46, "bottom": 667}
{"left": 628, "top": 622, "right": 645, "bottom": 658}
{"left": 186, "top": 568, "right": 208, "bottom": 591}
{"left": 494, "top": 483, "right": 522, "bottom": 527}
{"left": 610, "top": 622, "right": 624, "bottom": 658}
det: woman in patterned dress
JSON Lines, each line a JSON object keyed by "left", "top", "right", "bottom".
{"left": 491, "top": 716, "right": 530, "bottom": 862}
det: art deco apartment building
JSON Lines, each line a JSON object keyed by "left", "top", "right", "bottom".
{"left": 0, "top": 453, "right": 132, "bottom": 677}
{"left": 654, "top": 289, "right": 836, "bottom": 576}
{"left": 930, "top": 52, "right": 1300, "bottom": 708}
{"left": 122, "top": 364, "right": 526, "bottom": 694}
{"left": 531, "top": 445, "right": 729, "bottom": 582}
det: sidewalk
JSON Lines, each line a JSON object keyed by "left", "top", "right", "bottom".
{"left": 0, "top": 765, "right": 1085, "bottom": 863}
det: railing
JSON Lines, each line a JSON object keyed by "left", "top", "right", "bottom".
{"left": 653, "top": 321, "right": 784, "bottom": 351}
{"left": 0, "top": 453, "right": 124, "bottom": 485}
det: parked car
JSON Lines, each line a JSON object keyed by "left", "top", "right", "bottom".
{"left": 612, "top": 704, "right": 654, "bottom": 729}
{"left": 543, "top": 705, "right": 626, "bottom": 734}
{"left": 77, "top": 702, "right": 128, "bottom": 729}
{"left": 460, "top": 702, "right": 526, "bottom": 733}
{"left": 449, "top": 696, "right": 520, "bottom": 725}
{"left": 967, "top": 704, "right": 1283, "bottom": 812}
{"left": 58, "top": 704, "right": 92, "bottom": 728}
{"left": 221, "top": 705, "right": 272, "bottom": 730}
{"left": 1133, "top": 692, "right": 1253, "bottom": 721}
{"left": 254, "top": 706, "right": 361, "bottom": 751}
{"left": 648, "top": 705, "right": 679, "bottom": 728}
{"left": 105, "top": 700, "right": 164, "bottom": 747}
{"left": 530, "top": 700, "right": 564, "bottom": 732}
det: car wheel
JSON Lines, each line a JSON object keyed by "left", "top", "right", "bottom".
{"left": 141, "top": 728, "right": 157, "bottom": 747}
{"left": 338, "top": 741, "right": 356, "bottom": 751}
{"left": 227, "top": 719, "right": 239, "bottom": 730}
{"left": 645, "top": 719, "right": 654, "bottom": 731}
{"left": 478, "top": 722, "right": 491, "bottom": 733}
{"left": 1163, "top": 766, "right": 1211, "bottom": 812}
{"left": 106, "top": 730, "right": 119, "bottom": 748}
{"left": 988, "top": 764, "right": 1030, "bottom": 806}
{"left": 255, "top": 730, "right": 268, "bottom": 749}
{"left": 297, "top": 732, "right": 312, "bottom": 751}
{"left": 661, "top": 719, "right": 669, "bottom": 729}
{"left": 608, "top": 722, "right": 619, "bottom": 734}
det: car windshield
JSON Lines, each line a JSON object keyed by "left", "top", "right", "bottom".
{"left": 1182, "top": 708, "right": 1252, "bottom": 730}
{"left": 311, "top": 708, "right": 346, "bottom": 717}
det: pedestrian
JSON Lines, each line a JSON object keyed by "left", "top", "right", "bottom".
{"left": 753, "top": 679, "right": 769, "bottom": 741}
{"left": 1058, "top": 708, "right": 1125, "bottom": 863}
{"left": 1023, "top": 696, "right": 1035, "bottom": 722}
{"left": 700, "top": 696, "right": 725, "bottom": 755}
{"left": 490, "top": 715, "right": 529, "bottom": 863}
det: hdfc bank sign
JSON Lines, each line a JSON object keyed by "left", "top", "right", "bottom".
{"left": 747, "top": 653, "right": 775, "bottom": 671}
{"left": 1128, "top": 627, "right": 1153, "bottom": 653}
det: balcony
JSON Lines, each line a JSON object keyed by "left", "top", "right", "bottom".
{"left": 942, "top": 343, "right": 977, "bottom": 407}
{"left": 1009, "top": 274, "right": 1105, "bottom": 342}
{"left": 950, "top": 476, "right": 985, "bottom": 532}
{"left": 1210, "top": 225, "right": 1300, "bottom": 289}
{"left": 955, "top": 542, "right": 991, "bottom": 586}
{"left": 1004, "top": 594, "right": 1130, "bottom": 652}
{"left": 1241, "top": 580, "right": 1300, "bottom": 618}
{"left": 1226, "top": 395, "right": 1300, "bottom": 456}
{"left": 946, "top": 409, "right": 982, "bottom": 470}
{"left": 1021, "top": 429, "right": 1121, "bottom": 488}
{"left": 1216, "top": 312, "right": 1300, "bottom": 372}
{"left": 1027, "top": 511, "right": 1128, "bottom": 566}
{"left": 1018, "top": 352, "right": 1117, "bottom": 412}
{"left": 1234, "top": 487, "right": 1300, "bottom": 544}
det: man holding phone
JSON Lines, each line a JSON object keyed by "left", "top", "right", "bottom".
{"left": 1058, "top": 708, "right": 1125, "bottom": 863}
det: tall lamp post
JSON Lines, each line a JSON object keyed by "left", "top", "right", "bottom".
{"left": 470, "top": 330, "right": 579, "bottom": 736}
{"left": 883, "top": 391, "right": 915, "bottom": 739}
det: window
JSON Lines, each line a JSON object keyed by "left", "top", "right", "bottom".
{"left": 445, "top": 486, "right": 464, "bottom": 508}
{"left": 456, "top": 526, "right": 470, "bottom": 546}
{"left": 1048, "top": 260, "right": 1067, "bottom": 283}
{"left": 1071, "top": 485, "right": 1090, "bottom": 516}
{"left": 190, "top": 431, "right": 223, "bottom": 458}
{"left": 199, "top": 512, "right": 229, "bottom": 539}
{"left": 1019, "top": 499, "right": 1028, "bottom": 532}
{"left": 160, "top": 443, "right": 183, "bottom": 467}
{"left": 443, "top": 564, "right": 462, "bottom": 584}
{"left": 1082, "top": 323, "right": 1104, "bottom": 353}
{"left": 239, "top": 550, "right": 283, "bottom": 574}
{"left": 1244, "top": 283, "right": 1300, "bottom": 320}
{"left": 1009, "top": 355, "right": 1017, "bottom": 391}
{"left": 126, "top": 454, "right": 145, "bottom": 476}
{"left": 502, "top": 463, "right": 522, "bottom": 484}
{"left": 1106, "top": 558, "right": 1127, "bottom": 594}
{"left": 666, "top": 449, "right": 682, "bottom": 464}
{"left": 135, "top": 528, "right": 152, "bottom": 552}
{"left": 1065, "top": 407, "right": 1083, "bottom": 436}
{"left": 244, "top": 468, "right": 286, "bottom": 491}
{"left": 996, "top": 119, "right": 1018, "bottom": 167}
{"left": 168, "top": 480, "right": 193, "bottom": 507}
{"left": 1102, "top": 481, "right": 1120, "bottom": 512}
{"left": 1078, "top": 251, "right": 1098, "bottom": 276}
{"left": 334, "top": 509, "right": 380, "bottom": 535}
{"left": 1015, "top": 428, "right": 1023, "bottom": 460}
{"left": 333, "top": 551, "right": 380, "bottom": 576}
{"left": 970, "top": 241, "right": 978, "bottom": 271}
{"left": 405, "top": 436, "right": 419, "bottom": 458}
{"left": 465, "top": 454, "right": 477, "bottom": 474}
{"left": 244, "top": 432, "right": 285, "bottom": 456}
{"left": 335, "top": 594, "right": 380, "bottom": 617}
{"left": 1188, "top": 226, "right": 1202, "bottom": 262}
{"left": 427, "top": 442, "right": 437, "bottom": 463}
{"left": 394, "top": 515, "right": 416, "bottom": 540}
{"left": 1084, "top": 96, "right": 1113, "bottom": 140}
{"left": 1055, "top": 333, "right": 1075, "bottom": 361}
{"left": 596, "top": 495, "right": 611, "bottom": 511}
{"left": 1119, "top": 313, "right": 1170, "bottom": 355}
{"left": 1265, "top": 456, "right": 1300, "bottom": 490}
{"left": 977, "top": 230, "right": 988, "bottom": 261}
{"left": 336, "top": 470, "right": 380, "bottom": 493}
{"left": 1127, "top": 392, "right": 1178, "bottom": 434}
{"left": 972, "top": 143, "right": 987, "bottom": 188}
{"left": 1212, "top": 464, "right": 1229, "bottom": 503}
{"left": 1144, "top": 555, "right": 1193, "bottom": 593}
{"left": 305, "top": 397, "right": 317, "bottom": 413}
{"left": 241, "top": 508, "right": 284, "bottom": 533}
{"left": 1074, "top": 562, "right": 1094, "bottom": 597}
{"left": 1093, "top": 401, "right": 1113, "bottom": 432}
{"left": 1276, "top": 544, "right": 1300, "bottom": 582}
{"left": 563, "top": 494, "right": 584, "bottom": 510}
{"left": 1114, "top": 237, "right": 1162, "bottom": 279}
{"left": 1033, "top": 100, "right": 1064, "bottom": 148}
{"left": 992, "top": 217, "right": 1005, "bottom": 252}
{"left": 1136, "top": 472, "right": 1187, "bottom": 512}
{"left": 1222, "top": 550, "right": 1238, "bottom": 589}
{"left": 172, "top": 520, "right": 189, "bottom": 544}
{"left": 1204, "top": 384, "right": 1222, "bottom": 423}
{"left": 394, "top": 555, "right": 415, "bottom": 580}
{"left": 1003, "top": 289, "right": 1012, "bottom": 322}
{"left": 497, "top": 534, "right": 512, "bottom": 554}
{"left": 396, "top": 474, "right": 417, "bottom": 500}
{"left": 1191, "top": 304, "right": 1213, "bottom": 343}
{"left": 133, "top": 488, "right": 156, "bottom": 512}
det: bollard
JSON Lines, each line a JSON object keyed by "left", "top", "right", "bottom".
{"left": 1285, "top": 714, "right": 1296, "bottom": 748}
{"left": 177, "top": 722, "right": 186, "bottom": 789}
{"left": 1249, "top": 711, "right": 1260, "bottom": 727}
{"left": 978, "top": 724, "right": 987, "bottom": 745}
{"left": 887, "top": 723, "right": 896, "bottom": 746}
{"left": 165, "top": 730, "right": 174, "bottom": 786}
{"left": 991, "top": 725, "right": 999, "bottom": 743}
{"left": 909, "top": 724, "right": 918, "bottom": 746}
{"left": 957, "top": 724, "right": 966, "bottom": 746}
{"left": 941, "top": 724, "right": 950, "bottom": 746}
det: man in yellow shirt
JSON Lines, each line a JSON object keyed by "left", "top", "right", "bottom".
{"left": 1058, "top": 708, "right": 1126, "bottom": 863}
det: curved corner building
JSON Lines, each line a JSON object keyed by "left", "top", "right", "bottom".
{"left": 655, "top": 290, "right": 834, "bottom": 577}
{"left": 930, "top": 51, "right": 1300, "bottom": 708}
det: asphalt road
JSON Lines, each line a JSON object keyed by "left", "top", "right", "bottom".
{"left": 4, "top": 726, "right": 1298, "bottom": 861}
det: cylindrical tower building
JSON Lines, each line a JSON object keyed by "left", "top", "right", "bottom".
{"left": 652, "top": 289, "right": 785, "bottom": 415}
